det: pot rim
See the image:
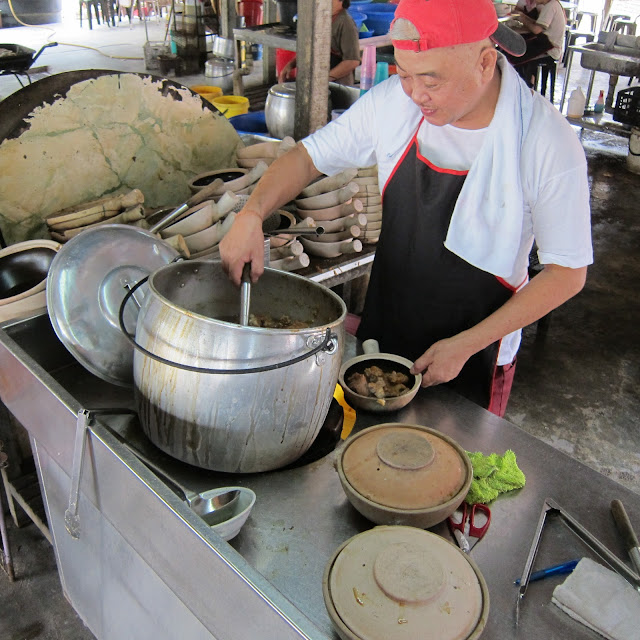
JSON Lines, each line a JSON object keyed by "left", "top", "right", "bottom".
{"left": 146, "top": 260, "right": 347, "bottom": 335}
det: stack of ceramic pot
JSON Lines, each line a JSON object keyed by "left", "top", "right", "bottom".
{"left": 155, "top": 190, "right": 242, "bottom": 259}
{"left": 294, "top": 168, "right": 367, "bottom": 259}
{"left": 45, "top": 189, "right": 146, "bottom": 243}
{"left": 265, "top": 208, "right": 313, "bottom": 273}
{"left": 352, "top": 165, "right": 381, "bottom": 244}
{"left": 234, "top": 137, "right": 296, "bottom": 169}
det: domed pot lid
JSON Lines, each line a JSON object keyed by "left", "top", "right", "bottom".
{"left": 47, "top": 225, "right": 178, "bottom": 387}
{"left": 268, "top": 82, "right": 297, "bottom": 99}
{"left": 341, "top": 423, "right": 469, "bottom": 510}
{"left": 324, "top": 526, "right": 488, "bottom": 640}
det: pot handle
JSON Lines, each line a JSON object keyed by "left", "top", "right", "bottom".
{"left": 118, "top": 276, "right": 338, "bottom": 374}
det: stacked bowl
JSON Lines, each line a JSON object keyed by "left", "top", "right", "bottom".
{"left": 352, "top": 166, "right": 381, "bottom": 244}
{"left": 294, "top": 169, "right": 367, "bottom": 258}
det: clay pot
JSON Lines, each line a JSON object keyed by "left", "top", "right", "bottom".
{"left": 296, "top": 199, "right": 363, "bottom": 222}
{"left": 295, "top": 183, "right": 360, "bottom": 210}
{"left": 300, "top": 237, "right": 362, "bottom": 258}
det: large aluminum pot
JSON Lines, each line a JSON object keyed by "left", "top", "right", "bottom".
{"left": 265, "top": 82, "right": 296, "bottom": 140}
{"left": 133, "top": 260, "right": 346, "bottom": 473}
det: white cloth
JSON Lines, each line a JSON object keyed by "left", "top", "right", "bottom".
{"left": 443, "top": 57, "right": 533, "bottom": 281}
{"left": 302, "top": 54, "right": 592, "bottom": 364}
{"left": 552, "top": 558, "right": 640, "bottom": 640}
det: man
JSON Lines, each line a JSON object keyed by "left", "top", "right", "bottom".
{"left": 220, "top": 0, "right": 592, "bottom": 416}
{"left": 508, "top": 0, "right": 567, "bottom": 86}
{"left": 278, "top": 0, "right": 361, "bottom": 86}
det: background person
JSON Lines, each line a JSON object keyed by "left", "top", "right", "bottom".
{"left": 506, "top": 0, "right": 567, "bottom": 87}
{"left": 220, "top": 0, "right": 592, "bottom": 417}
{"left": 278, "top": 0, "right": 361, "bottom": 86}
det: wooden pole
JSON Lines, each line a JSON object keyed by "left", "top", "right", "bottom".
{"left": 294, "top": 0, "right": 331, "bottom": 140}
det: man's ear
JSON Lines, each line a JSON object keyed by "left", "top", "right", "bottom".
{"left": 479, "top": 46, "right": 498, "bottom": 82}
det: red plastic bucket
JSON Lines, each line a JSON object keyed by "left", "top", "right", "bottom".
{"left": 276, "top": 48, "right": 297, "bottom": 79}
{"left": 238, "top": 0, "right": 263, "bottom": 27}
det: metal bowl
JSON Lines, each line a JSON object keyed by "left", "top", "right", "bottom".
{"left": 207, "top": 486, "right": 256, "bottom": 541}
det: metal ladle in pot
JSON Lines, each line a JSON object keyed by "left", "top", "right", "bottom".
{"left": 240, "top": 263, "right": 251, "bottom": 326}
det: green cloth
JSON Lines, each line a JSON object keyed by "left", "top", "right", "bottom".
{"left": 465, "top": 449, "right": 526, "bottom": 504}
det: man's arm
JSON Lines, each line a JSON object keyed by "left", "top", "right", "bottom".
{"left": 515, "top": 10, "right": 545, "bottom": 33}
{"left": 330, "top": 59, "right": 360, "bottom": 82}
{"left": 219, "top": 143, "right": 322, "bottom": 286}
{"left": 411, "top": 263, "right": 587, "bottom": 385}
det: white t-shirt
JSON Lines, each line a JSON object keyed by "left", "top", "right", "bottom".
{"left": 302, "top": 72, "right": 592, "bottom": 364}
{"left": 536, "top": 0, "right": 567, "bottom": 60}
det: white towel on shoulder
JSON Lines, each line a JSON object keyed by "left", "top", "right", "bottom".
{"left": 444, "top": 57, "right": 533, "bottom": 280}
{"left": 552, "top": 557, "right": 640, "bottom": 640}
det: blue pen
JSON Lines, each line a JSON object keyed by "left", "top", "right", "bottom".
{"left": 514, "top": 560, "right": 580, "bottom": 585}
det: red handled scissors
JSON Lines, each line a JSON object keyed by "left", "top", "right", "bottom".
{"left": 447, "top": 503, "right": 491, "bottom": 554}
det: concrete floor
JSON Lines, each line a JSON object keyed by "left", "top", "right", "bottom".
{"left": 0, "top": 6, "right": 639, "bottom": 640}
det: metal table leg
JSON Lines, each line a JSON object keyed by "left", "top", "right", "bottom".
{"left": 560, "top": 46, "right": 575, "bottom": 112}
{"left": 0, "top": 447, "right": 15, "bottom": 581}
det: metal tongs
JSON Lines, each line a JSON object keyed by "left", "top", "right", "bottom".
{"left": 515, "top": 497, "right": 640, "bottom": 625}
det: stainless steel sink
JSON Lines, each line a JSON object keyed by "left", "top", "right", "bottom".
{"left": 579, "top": 38, "right": 640, "bottom": 76}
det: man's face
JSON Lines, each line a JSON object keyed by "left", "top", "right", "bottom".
{"left": 394, "top": 43, "right": 496, "bottom": 129}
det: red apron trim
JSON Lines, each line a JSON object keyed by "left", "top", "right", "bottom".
{"left": 382, "top": 126, "right": 421, "bottom": 198}
{"left": 496, "top": 273, "right": 529, "bottom": 292}
{"left": 415, "top": 147, "right": 469, "bottom": 176}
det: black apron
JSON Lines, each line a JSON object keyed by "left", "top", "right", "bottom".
{"left": 356, "top": 127, "right": 513, "bottom": 408}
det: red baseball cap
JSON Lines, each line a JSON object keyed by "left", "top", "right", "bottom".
{"left": 391, "top": 0, "right": 526, "bottom": 56}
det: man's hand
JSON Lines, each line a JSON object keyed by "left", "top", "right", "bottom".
{"left": 219, "top": 210, "right": 265, "bottom": 286}
{"left": 409, "top": 264, "right": 588, "bottom": 388}
{"left": 410, "top": 336, "right": 474, "bottom": 387}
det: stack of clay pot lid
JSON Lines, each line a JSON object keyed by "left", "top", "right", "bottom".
{"left": 295, "top": 169, "right": 366, "bottom": 259}
{"left": 234, "top": 136, "right": 296, "bottom": 169}
{"left": 45, "top": 189, "right": 146, "bottom": 244}
{"left": 353, "top": 166, "right": 381, "bottom": 244}
{"left": 323, "top": 525, "right": 489, "bottom": 640}
{"left": 336, "top": 423, "right": 473, "bottom": 528}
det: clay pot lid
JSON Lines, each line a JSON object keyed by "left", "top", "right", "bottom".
{"left": 324, "top": 526, "right": 487, "bottom": 640}
{"left": 342, "top": 424, "right": 468, "bottom": 510}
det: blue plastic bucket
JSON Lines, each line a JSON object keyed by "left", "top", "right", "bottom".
{"left": 348, "top": 9, "right": 367, "bottom": 29}
{"left": 229, "top": 110, "right": 268, "bottom": 134}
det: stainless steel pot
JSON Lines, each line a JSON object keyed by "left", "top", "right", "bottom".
{"left": 265, "top": 82, "right": 296, "bottom": 140}
{"left": 133, "top": 261, "right": 346, "bottom": 473}
{"left": 204, "top": 56, "right": 234, "bottom": 93}
{"left": 211, "top": 35, "right": 235, "bottom": 60}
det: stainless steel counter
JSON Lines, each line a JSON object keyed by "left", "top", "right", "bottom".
{"left": 1, "top": 312, "right": 639, "bottom": 639}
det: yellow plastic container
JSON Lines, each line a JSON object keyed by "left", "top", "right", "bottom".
{"left": 190, "top": 85, "right": 224, "bottom": 104}
{"left": 211, "top": 95, "right": 250, "bottom": 118}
